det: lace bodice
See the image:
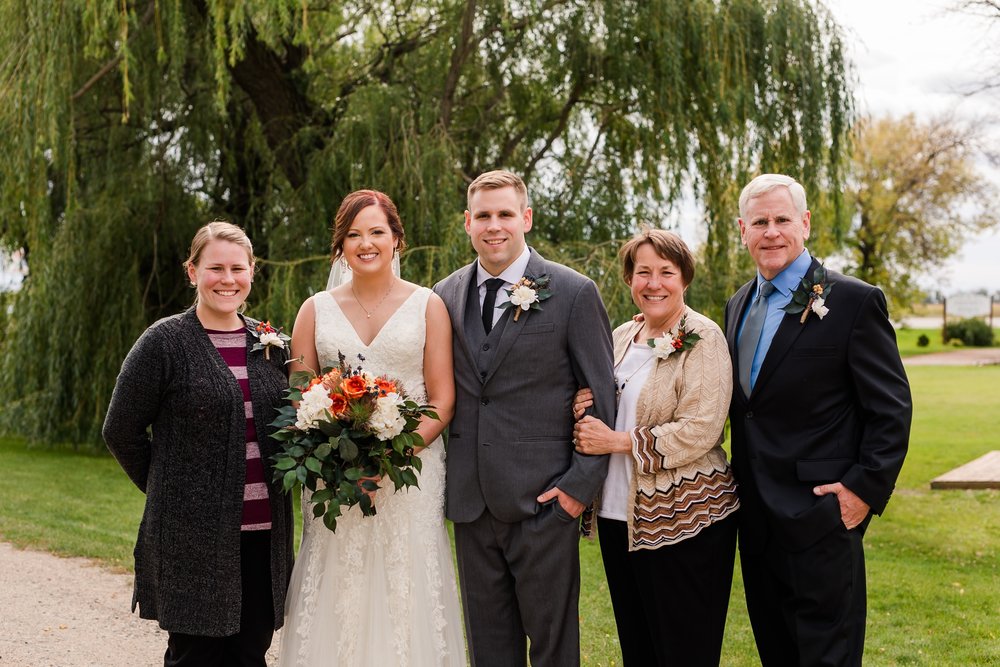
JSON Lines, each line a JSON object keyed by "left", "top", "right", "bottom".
{"left": 313, "top": 287, "right": 429, "bottom": 404}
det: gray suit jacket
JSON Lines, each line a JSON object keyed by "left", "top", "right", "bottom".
{"left": 434, "top": 248, "right": 616, "bottom": 523}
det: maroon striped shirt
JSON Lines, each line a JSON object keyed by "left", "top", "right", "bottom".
{"left": 207, "top": 328, "right": 272, "bottom": 531}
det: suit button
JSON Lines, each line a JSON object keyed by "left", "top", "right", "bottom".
{"left": 482, "top": 442, "right": 491, "bottom": 447}
{"left": 746, "top": 411, "right": 754, "bottom": 419}
{"left": 481, "top": 397, "right": 490, "bottom": 406}
{"left": 482, "top": 343, "right": 490, "bottom": 351}
{"left": 480, "top": 371, "right": 487, "bottom": 378}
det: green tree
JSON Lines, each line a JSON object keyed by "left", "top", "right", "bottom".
{"left": 844, "top": 114, "right": 999, "bottom": 314}
{"left": 0, "top": 0, "right": 853, "bottom": 444}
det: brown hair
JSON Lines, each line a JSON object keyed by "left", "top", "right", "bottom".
{"left": 330, "top": 190, "right": 405, "bottom": 260}
{"left": 619, "top": 227, "right": 695, "bottom": 286}
{"left": 467, "top": 170, "right": 529, "bottom": 211}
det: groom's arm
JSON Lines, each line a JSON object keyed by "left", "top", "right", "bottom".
{"left": 552, "top": 279, "right": 615, "bottom": 507}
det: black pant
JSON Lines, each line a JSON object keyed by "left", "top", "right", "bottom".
{"left": 164, "top": 530, "right": 274, "bottom": 667}
{"left": 598, "top": 514, "right": 737, "bottom": 667}
{"left": 740, "top": 522, "right": 867, "bottom": 667}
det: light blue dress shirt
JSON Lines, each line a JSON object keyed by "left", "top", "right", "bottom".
{"left": 738, "top": 249, "right": 812, "bottom": 390}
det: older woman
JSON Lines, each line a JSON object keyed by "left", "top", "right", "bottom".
{"left": 103, "top": 222, "right": 293, "bottom": 667}
{"left": 573, "top": 228, "right": 739, "bottom": 666}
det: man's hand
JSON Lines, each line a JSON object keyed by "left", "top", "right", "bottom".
{"left": 537, "top": 486, "right": 585, "bottom": 518}
{"left": 813, "top": 482, "right": 870, "bottom": 530}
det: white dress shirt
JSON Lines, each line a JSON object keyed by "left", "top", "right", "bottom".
{"left": 476, "top": 245, "right": 532, "bottom": 330}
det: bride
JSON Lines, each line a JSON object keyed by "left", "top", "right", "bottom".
{"left": 277, "top": 190, "right": 465, "bottom": 666}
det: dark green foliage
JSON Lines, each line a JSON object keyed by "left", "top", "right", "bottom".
{"left": 943, "top": 318, "right": 995, "bottom": 347}
{"left": 0, "top": 0, "right": 853, "bottom": 443}
{"left": 917, "top": 334, "right": 930, "bottom": 348}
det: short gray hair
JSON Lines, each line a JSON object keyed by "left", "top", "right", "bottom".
{"left": 738, "top": 174, "right": 808, "bottom": 219}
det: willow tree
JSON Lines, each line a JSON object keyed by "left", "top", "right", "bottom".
{"left": 0, "top": 0, "right": 852, "bottom": 444}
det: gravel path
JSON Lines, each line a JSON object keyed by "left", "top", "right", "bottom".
{"left": 0, "top": 542, "right": 281, "bottom": 666}
{"left": 902, "top": 347, "right": 1000, "bottom": 366}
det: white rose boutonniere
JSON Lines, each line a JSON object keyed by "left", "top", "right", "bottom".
{"left": 647, "top": 315, "right": 701, "bottom": 359}
{"left": 782, "top": 265, "right": 834, "bottom": 324}
{"left": 250, "top": 320, "right": 291, "bottom": 360}
{"left": 500, "top": 273, "right": 552, "bottom": 321}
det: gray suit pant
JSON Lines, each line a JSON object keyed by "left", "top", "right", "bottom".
{"left": 455, "top": 502, "right": 581, "bottom": 667}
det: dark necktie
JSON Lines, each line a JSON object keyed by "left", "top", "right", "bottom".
{"left": 481, "top": 278, "right": 505, "bottom": 334}
{"left": 738, "top": 281, "right": 775, "bottom": 396}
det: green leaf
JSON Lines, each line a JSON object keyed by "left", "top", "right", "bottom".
{"left": 311, "top": 487, "right": 333, "bottom": 503}
{"left": 282, "top": 470, "right": 297, "bottom": 492}
{"left": 304, "top": 456, "right": 322, "bottom": 474}
{"left": 288, "top": 445, "right": 306, "bottom": 458}
{"left": 344, "top": 467, "right": 363, "bottom": 481}
{"left": 315, "top": 442, "right": 332, "bottom": 459}
{"left": 322, "top": 512, "right": 338, "bottom": 532}
{"left": 312, "top": 502, "right": 326, "bottom": 518}
{"left": 273, "top": 457, "right": 297, "bottom": 471}
{"left": 400, "top": 469, "right": 418, "bottom": 487}
{"left": 411, "top": 456, "right": 423, "bottom": 473}
{"left": 339, "top": 438, "right": 359, "bottom": 460}
{"left": 318, "top": 419, "right": 341, "bottom": 437}
{"left": 296, "top": 466, "right": 308, "bottom": 483}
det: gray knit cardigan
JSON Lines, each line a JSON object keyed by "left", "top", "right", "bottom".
{"left": 103, "top": 308, "right": 293, "bottom": 636}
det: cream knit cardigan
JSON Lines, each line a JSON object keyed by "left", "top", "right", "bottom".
{"left": 608, "top": 306, "right": 740, "bottom": 551}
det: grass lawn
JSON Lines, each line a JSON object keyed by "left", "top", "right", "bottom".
{"left": 895, "top": 327, "right": 999, "bottom": 358}
{"left": 1, "top": 366, "right": 998, "bottom": 665}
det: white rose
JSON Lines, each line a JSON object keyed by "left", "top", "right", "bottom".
{"left": 259, "top": 331, "right": 284, "bottom": 348}
{"left": 811, "top": 297, "right": 830, "bottom": 319}
{"left": 369, "top": 393, "right": 407, "bottom": 441}
{"left": 295, "top": 384, "right": 333, "bottom": 430}
{"left": 648, "top": 335, "right": 676, "bottom": 359}
{"left": 509, "top": 284, "right": 538, "bottom": 311}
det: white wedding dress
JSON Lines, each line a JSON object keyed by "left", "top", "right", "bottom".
{"left": 277, "top": 287, "right": 466, "bottom": 666}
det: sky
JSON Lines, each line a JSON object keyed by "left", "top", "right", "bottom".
{"left": 825, "top": 0, "right": 1000, "bottom": 295}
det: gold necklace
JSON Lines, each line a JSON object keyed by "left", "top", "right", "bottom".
{"left": 352, "top": 279, "right": 395, "bottom": 319}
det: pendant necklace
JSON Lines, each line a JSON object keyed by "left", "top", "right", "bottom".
{"left": 614, "top": 353, "right": 654, "bottom": 402}
{"left": 352, "top": 279, "right": 395, "bottom": 319}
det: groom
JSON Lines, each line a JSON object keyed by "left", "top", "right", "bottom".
{"left": 434, "top": 170, "right": 615, "bottom": 666}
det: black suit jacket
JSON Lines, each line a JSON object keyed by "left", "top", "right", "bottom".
{"left": 725, "top": 258, "right": 911, "bottom": 553}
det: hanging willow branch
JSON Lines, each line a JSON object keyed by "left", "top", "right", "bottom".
{"left": 0, "top": 0, "right": 853, "bottom": 445}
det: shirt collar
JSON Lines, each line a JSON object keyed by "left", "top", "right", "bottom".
{"left": 757, "top": 249, "right": 811, "bottom": 297}
{"left": 477, "top": 245, "right": 531, "bottom": 288}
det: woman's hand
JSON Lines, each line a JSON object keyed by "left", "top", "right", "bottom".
{"left": 359, "top": 474, "right": 382, "bottom": 505}
{"left": 573, "top": 388, "right": 595, "bottom": 420}
{"left": 573, "top": 416, "right": 631, "bottom": 455}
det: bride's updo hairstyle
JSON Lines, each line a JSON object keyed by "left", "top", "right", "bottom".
{"left": 330, "top": 190, "right": 406, "bottom": 260}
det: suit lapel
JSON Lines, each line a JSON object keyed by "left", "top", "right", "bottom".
{"left": 451, "top": 262, "right": 479, "bottom": 376}
{"left": 752, "top": 257, "right": 822, "bottom": 393}
{"left": 482, "top": 248, "right": 545, "bottom": 385}
{"left": 727, "top": 280, "right": 754, "bottom": 356}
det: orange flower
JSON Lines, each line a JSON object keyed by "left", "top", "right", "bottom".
{"left": 375, "top": 378, "right": 397, "bottom": 395}
{"left": 329, "top": 393, "right": 349, "bottom": 418}
{"left": 321, "top": 368, "right": 342, "bottom": 390}
{"left": 307, "top": 377, "right": 324, "bottom": 389}
{"left": 341, "top": 374, "right": 368, "bottom": 399}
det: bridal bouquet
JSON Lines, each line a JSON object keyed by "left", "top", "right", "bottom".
{"left": 269, "top": 351, "right": 438, "bottom": 532}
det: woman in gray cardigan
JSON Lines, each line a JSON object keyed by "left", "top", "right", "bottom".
{"left": 103, "top": 222, "right": 293, "bottom": 667}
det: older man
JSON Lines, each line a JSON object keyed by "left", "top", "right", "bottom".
{"left": 725, "top": 173, "right": 911, "bottom": 666}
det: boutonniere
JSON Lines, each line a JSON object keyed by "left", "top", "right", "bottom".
{"left": 500, "top": 273, "right": 552, "bottom": 321}
{"left": 647, "top": 315, "right": 701, "bottom": 359}
{"left": 782, "top": 265, "right": 834, "bottom": 324}
{"left": 250, "top": 320, "right": 290, "bottom": 360}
